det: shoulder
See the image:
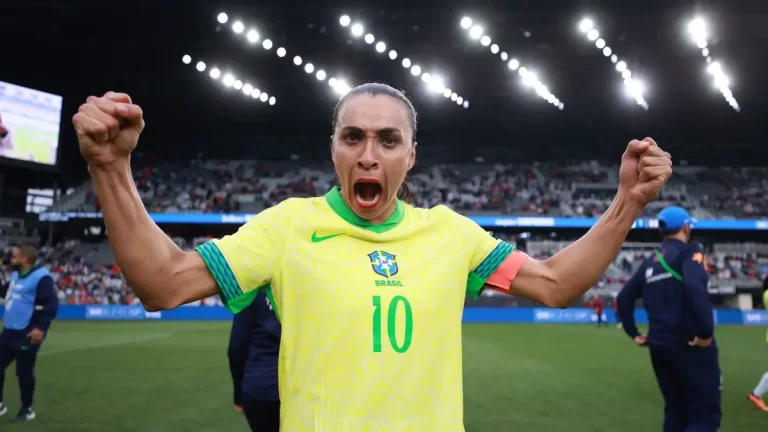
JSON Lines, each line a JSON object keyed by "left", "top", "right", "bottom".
{"left": 408, "top": 204, "right": 472, "bottom": 226}
{"left": 243, "top": 196, "right": 317, "bottom": 227}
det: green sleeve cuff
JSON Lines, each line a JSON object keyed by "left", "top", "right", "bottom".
{"left": 466, "top": 242, "right": 515, "bottom": 299}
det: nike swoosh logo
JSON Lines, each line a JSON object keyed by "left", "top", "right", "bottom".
{"left": 311, "top": 232, "right": 342, "bottom": 243}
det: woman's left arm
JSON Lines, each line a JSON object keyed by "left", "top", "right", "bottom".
{"left": 487, "top": 138, "right": 671, "bottom": 308}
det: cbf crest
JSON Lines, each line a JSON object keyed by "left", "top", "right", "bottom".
{"left": 368, "top": 251, "right": 399, "bottom": 278}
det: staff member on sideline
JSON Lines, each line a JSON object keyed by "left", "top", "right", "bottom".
{"left": 228, "top": 288, "right": 281, "bottom": 431}
{"left": 618, "top": 206, "right": 721, "bottom": 432}
{"left": 0, "top": 245, "right": 59, "bottom": 423}
{"left": 747, "top": 276, "right": 768, "bottom": 412}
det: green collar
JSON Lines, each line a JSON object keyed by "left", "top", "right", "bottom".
{"left": 324, "top": 187, "right": 404, "bottom": 234}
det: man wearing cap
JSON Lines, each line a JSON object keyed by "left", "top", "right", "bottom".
{"left": 617, "top": 206, "right": 721, "bottom": 432}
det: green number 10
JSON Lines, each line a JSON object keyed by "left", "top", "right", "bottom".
{"left": 372, "top": 295, "right": 413, "bottom": 353}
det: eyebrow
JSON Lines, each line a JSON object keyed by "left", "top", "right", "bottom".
{"left": 340, "top": 126, "right": 403, "bottom": 137}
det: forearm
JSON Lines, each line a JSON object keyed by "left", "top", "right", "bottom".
{"left": 686, "top": 283, "right": 714, "bottom": 339}
{"left": 89, "top": 161, "right": 185, "bottom": 309}
{"left": 544, "top": 192, "right": 642, "bottom": 306}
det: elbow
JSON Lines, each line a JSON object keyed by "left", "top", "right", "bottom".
{"left": 536, "top": 262, "right": 571, "bottom": 309}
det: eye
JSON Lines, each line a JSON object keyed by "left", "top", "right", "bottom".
{"left": 345, "top": 133, "right": 361, "bottom": 143}
{"left": 382, "top": 136, "right": 398, "bottom": 146}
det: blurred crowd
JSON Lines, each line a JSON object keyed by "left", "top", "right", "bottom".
{"left": 2, "top": 236, "right": 766, "bottom": 306}
{"left": 63, "top": 158, "right": 768, "bottom": 218}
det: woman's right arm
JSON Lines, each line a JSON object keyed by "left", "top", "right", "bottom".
{"left": 89, "top": 163, "right": 218, "bottom": 311}
{"left": 75, "top": 92, "right": 286, "bottom": 313}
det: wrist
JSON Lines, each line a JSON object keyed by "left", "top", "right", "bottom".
{"left": 613, "top": 189, "right": 645, "bottom": 220}
{"left": 88, "top": 159, "right": 132, "bottom": 179}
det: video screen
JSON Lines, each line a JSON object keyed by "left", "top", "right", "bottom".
{"left": 0, "top": 80, "right": 62, "bottom": 165}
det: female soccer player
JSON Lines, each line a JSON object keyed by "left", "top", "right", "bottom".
{"left": 72, "top": 84, "right": 672, "bottom": 431}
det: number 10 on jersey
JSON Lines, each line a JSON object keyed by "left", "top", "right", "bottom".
{"left": 372, "top": 295, "right": 413, "bottom": 353}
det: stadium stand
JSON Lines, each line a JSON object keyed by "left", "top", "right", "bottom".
{"left": 50, "top": 158, "right": 768, "bottom": 218}
{"left": 6, "top": 158, "right": 765, "bottom": 307}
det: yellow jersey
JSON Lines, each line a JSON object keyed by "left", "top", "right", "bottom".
{"left": 196, "top": 187, "right": 514, "bottom": 431}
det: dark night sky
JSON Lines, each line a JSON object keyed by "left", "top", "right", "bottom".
{"left": 2, "top": 0, "right": 767, "bottom": 189}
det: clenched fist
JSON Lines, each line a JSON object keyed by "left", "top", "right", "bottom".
{"left": 618, "top": 137, "right": 672, "bottom": 207}
{"left": 72, "top": 92, "right": 144, "bottom": 168}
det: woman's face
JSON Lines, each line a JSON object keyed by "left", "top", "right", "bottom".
{"left": 331, "top": 94, "right": 415, "bottom": 224}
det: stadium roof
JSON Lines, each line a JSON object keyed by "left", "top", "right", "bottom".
{"left": 3, "top": 0, "right": 767, "bottom": 179}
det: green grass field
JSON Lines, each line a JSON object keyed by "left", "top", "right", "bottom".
{"left": 5, "top": 125, "right": 56, "bottom": 164}
{"left": 1, "top": 322, "right": 766, "bottom": 431}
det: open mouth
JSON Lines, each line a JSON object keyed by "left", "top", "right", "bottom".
{"left": 353, "top": 180, "right": 383, "bottom": 209}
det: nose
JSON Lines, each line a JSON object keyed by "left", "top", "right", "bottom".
{"left": 357, "top": 140, "right": 379, "bottom": 170}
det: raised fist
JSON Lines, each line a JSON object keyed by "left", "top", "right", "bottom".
{"left": 618, "top": 137, "right": 672, "bottom": 207}
{"left": 72, "top": 92, "right": 144, "bottom": 168}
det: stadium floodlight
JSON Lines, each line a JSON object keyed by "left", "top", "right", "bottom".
{"left": 269, "top": 96, "right": 276, "bottom": 105}
{"left": 463, "top": 100, "right": 469, "bottom": 108}
{"left": 217, "top": 13, "right": 229, "bottom": 24}
{"left": 443, "top": 88, "right": 452, "bottom": 97}
{"left": 579, "top": 18, "right": 593, "bottom": 33}
{"left": 339, "top": 15, "right": 351, "bottom": 27}
{"left": 217, "top": 12, "right": 355, "bottom": 101}
{"left": 460, "top": 17, "right": 472, "bottom": 29}
{"left": 595, "top": 38, "right": 606, "bottom": 49}
{"left": 460, "top": 17, "right": 562, "bottom": 109}
{"left": 351, "top": 23, "right": 364, "bottom": 37}
{"left": 247, "top": 30, "right": 259, "bottom": 43}
{"left": 686, "top": 17, "right": 739, "bottom": 111}
{"left": 341, "top": 15, "right": 469, "bottom": 107}
{"left": 577, "top": 17, "right": 648, "bottom": 110}
{"left": 182, "top": 55, "right": 191, "bottom": 64}
{"left": 469, "top": 25, "right": 483, "bottom": 40}
{"left": 185, "top": 55, "right": 275, "bottom": 106}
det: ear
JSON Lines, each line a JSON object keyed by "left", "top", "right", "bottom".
{"left": 407, "top": 141, "right": 417, "bottom": 171}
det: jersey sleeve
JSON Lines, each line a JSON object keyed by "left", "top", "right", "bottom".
{"left": 444, "top": 208, "right": 515, "bottom": 299}
{"left": 682, "top": 244, "right": 714, "bottom": 339}
{"left": 195, "top": 200, "right": 293, "bottom": 314}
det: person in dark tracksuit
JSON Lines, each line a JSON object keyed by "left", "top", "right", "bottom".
{"left": 0, "top": 245, "right": 59, "bottom": 424}
{"left": 618, "top": 206, "right": 721, "bottom": 432}
{"left": 228, "top": 287, "right": 281, "bottom": 432}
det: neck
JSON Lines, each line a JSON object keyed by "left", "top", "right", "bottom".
{"left": 18, "top": 264, "right": 34, "bottom": 274}
{"left": 665, "top": 233, "right": 688, "bottom": 243}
